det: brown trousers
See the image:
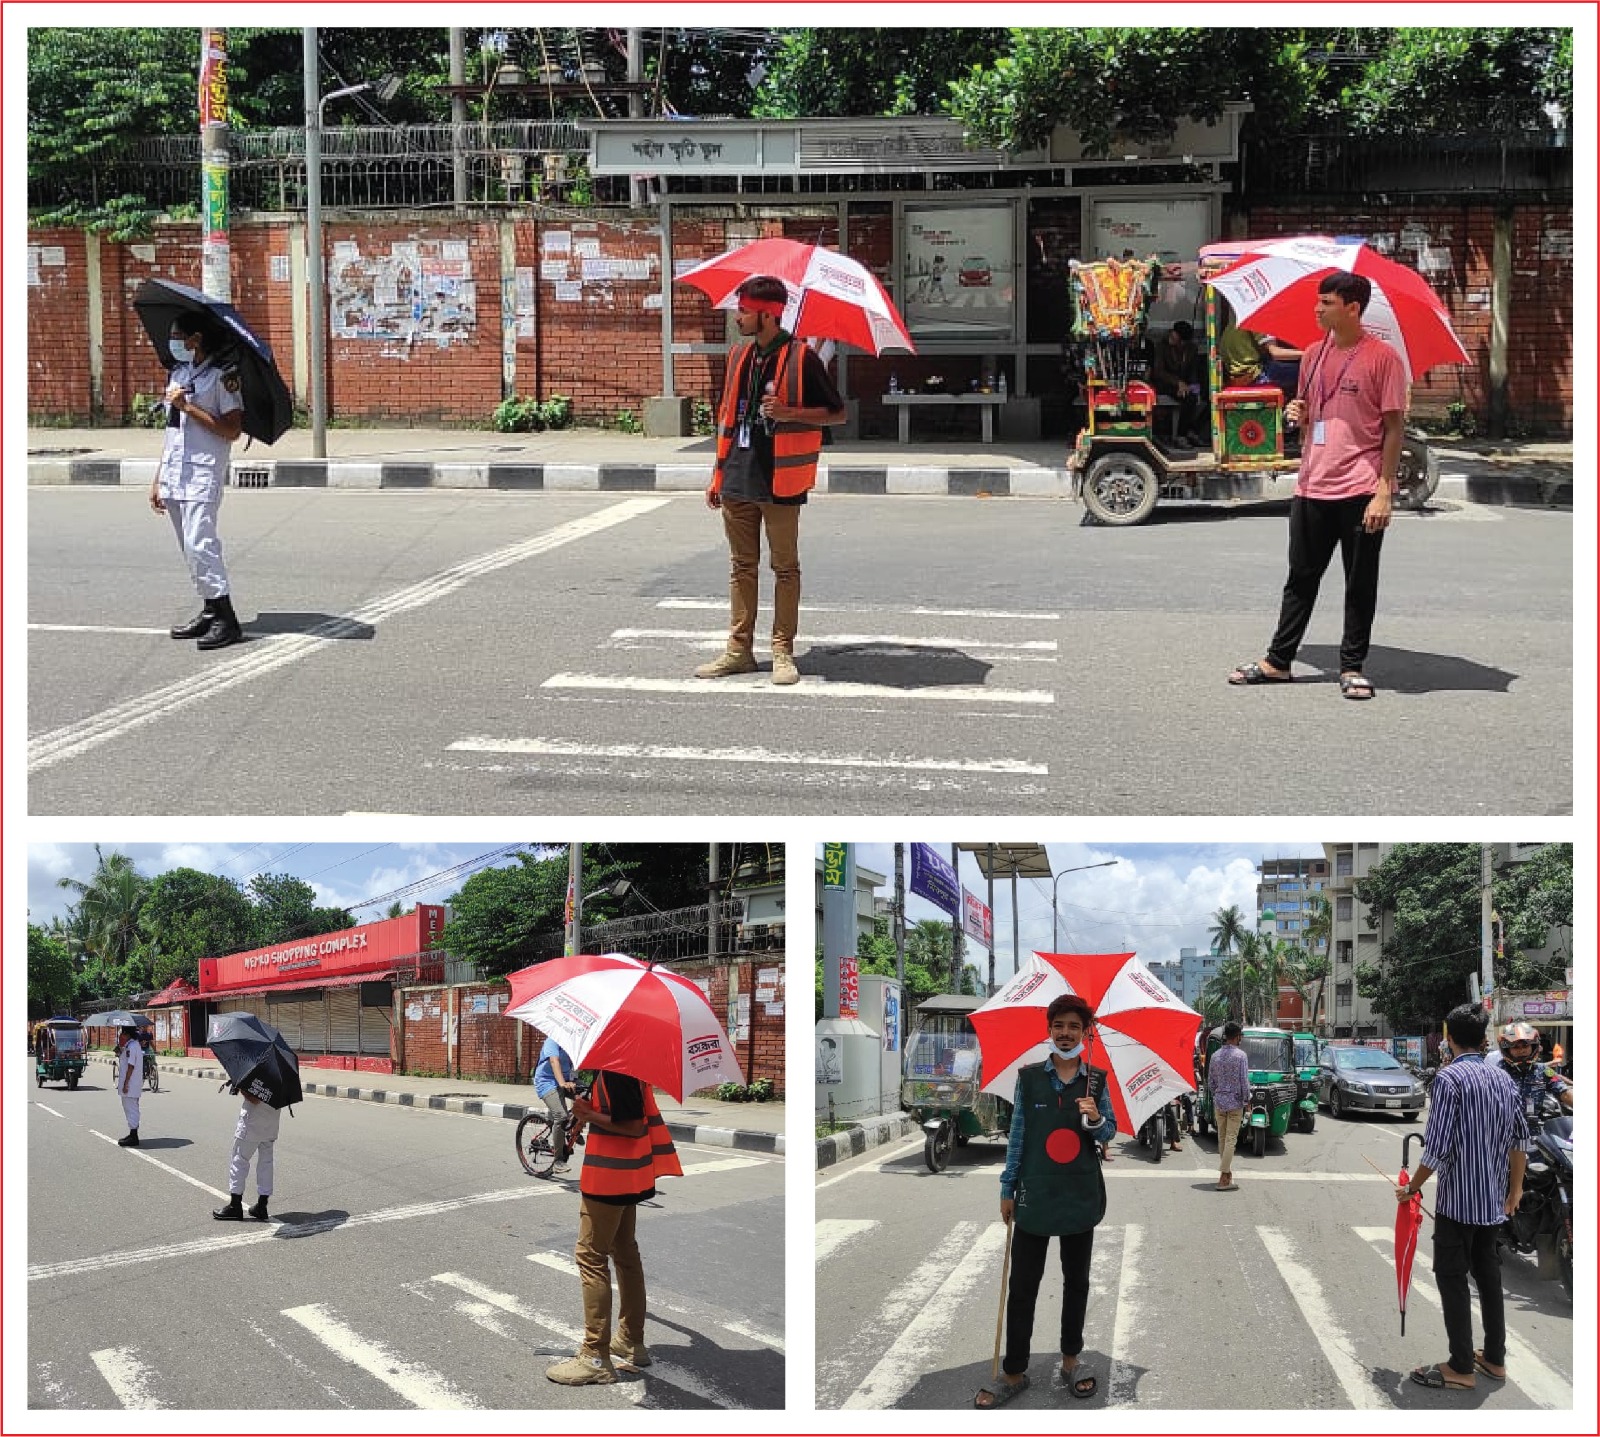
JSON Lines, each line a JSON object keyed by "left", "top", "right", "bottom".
{"left": 720, "top": 499, "right": 801, "bottom": 654}
{"left": 575, "top": 1194, "right": 646, "bottom": 1356}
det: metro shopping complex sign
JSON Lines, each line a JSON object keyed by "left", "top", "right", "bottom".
{"left": 200, "top": 906, "right": 445, "bottom": 992}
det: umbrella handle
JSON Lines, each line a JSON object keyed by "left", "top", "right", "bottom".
{"left": 991, "top": 1216, "right": 1014, "bottom": 1381}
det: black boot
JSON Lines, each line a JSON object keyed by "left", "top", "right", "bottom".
{"left": 246, "top": 1195, "right": 270, "bottom": 1222}
{"left": 196, "top": 594, "right": 243, "bottom": 651}
{"left": 213, "top": 1194, "right": 244, "bottom": 1221}
{"left": 117, "top": 1129, "right": 140, "bottom": 1147}
{"left": 170, "top": 600, "right": 215, "bottom": 640}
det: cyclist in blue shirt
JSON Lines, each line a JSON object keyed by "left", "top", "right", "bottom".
{"left": 534, "top": 1036, "right": 577, "bottom": 1173}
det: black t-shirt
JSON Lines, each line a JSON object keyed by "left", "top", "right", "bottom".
{"left": 588, "top": 1071, "right": 652, "bottom": 1205}
{"left": 718, "top": 338, "right": 843, "bottom": 506}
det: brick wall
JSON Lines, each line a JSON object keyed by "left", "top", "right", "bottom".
{"left": 28, "top": 199, "right": 1569, "bottom": 433}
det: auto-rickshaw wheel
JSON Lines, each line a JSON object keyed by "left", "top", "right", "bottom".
{"left": 1396, "top": 436, "right": 1440, "bottom": 511}
{"left": 36, "top": 1072, "right": 44, "bottom": 1089}
{"left": 1082, "top": 453, "right": 1160, "bottom": 526}
{"left": 1299, "top": 1111, "right": 1315, "bottom": 1134}
{"left": 1252, "top": 1124, "right": 1267, "bottom": 1159}
{"left": 66, "top": 1072, "right": 79, "bottom": 1090}
{"left": 1195, "top": 1105, "right": 1209, "bottom": 1138}
{"left": 925, "top": 1121, "right": 954, "bottom": 1172}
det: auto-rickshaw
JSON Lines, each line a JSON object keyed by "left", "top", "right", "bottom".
{"left": 1292, "top": 1031, "right": 1320, "bottom": 1133}
{"left": 1067, "top": 245, "right": 1439, "bottom": 525}
{"left": 1194, "top": 1024, "right": 1298, "bottom": 1158}
{"left": 900, "top": 994, "right": 1012, "bottom": 1172}
{"left": 34, "top": 1018, "right": 88, "bottom": 1090}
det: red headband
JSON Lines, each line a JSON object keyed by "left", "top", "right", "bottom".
{"left": 738, "top": 296, "right": 787, "bottom": 318}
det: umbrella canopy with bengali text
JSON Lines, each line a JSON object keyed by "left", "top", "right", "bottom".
{"left": 206, "top": 1011, "right": 303, "bottom": 1109}
{"left": 1205, "top": 234, "right": 1469, "bottom": 383}
{"left": 972, "top": 951, "right": 1203, "bottom": 1138}
{"left": 132, "top": 277, "right": 294, "bottom": 444}
{"left": 677, "top": 236, "right": 915, "bottom": 356}
{"left": 504, "top": 953, "right": 744, "bottom": 1101}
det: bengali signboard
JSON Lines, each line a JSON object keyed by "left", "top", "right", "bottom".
{"left": 910, "top": 843, "right": 960, "bottom": 917}
{"left": 962, "top": 888, "right": 993, "bottom": 947}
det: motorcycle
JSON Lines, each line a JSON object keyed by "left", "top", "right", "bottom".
{"left": 1136, "top": 1095, "right": 1188, "bottom": 1163}
{"left": 1501, "top": 1095, "right": 1573, "bottom": 1296}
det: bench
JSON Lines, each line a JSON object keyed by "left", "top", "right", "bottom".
{"left": 882, "top": 391, "right": 1008, "bottom": 444}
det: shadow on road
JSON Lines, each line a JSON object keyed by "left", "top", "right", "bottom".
{"left": 1297, "top": 644, "right": 1516, "bottom": 695}
{"left": 247, "top": 612, "right": 377, "bottom": 641}
{"left": 131, "top": 1137, "right": 193, "bottom": 1151}
{"left": 894, "top": 1347, "right": 1113, "bottom": 1410}
{"left": 637, "top": 1311, "right": 786, "bottom": 1410}
{"left": 271, "top": 1209, "right": 351, "bottom": 1237}
{"left": 801, "top": 642, "right": 993, "bottom": 690}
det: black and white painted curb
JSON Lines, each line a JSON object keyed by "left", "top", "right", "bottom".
{"left": 815, "top": 1111, "right": 920, "bottom": 1169}
{"left": 83, "top": 1052, "right": 784, "bottom": 1155}
{"left": 29, "top": 453, "right": 1571, "bottom": 507}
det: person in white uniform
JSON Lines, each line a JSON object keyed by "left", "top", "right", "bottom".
{"left": 115, "top": 1023, "right": 143, "bottom": 1146}
{"left": 213, "top": 1084, "right": 281, "bottom": 1222}
{"left": 149, "top": 312, "right": 245, "bottom": 650}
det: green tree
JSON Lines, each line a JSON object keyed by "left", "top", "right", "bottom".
{"left": 138, "top": 868, "right": 258, "bottom": 989}
{"left": 441, "top": 851, "right": 568, "bottom": 975}
{"left": 1493, "top": 842, "right": 1573, "bottom": 989}
{"left": 248, "top": 873, "right": 356, "bottom": 947}
{"left": 1207, "top": 904, "right": 1248, "bottom": 960}
{"left": 28, "top": 924, "right": 76, "bottom": 1015}
{"left": 56, "top": 847, "right": 151, "bottom": 997}
{"left": 754, "top": 28, "right": 1008, "bottom": 119}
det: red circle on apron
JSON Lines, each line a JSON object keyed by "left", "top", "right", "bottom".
{"left": 1045, "top": 1127, "right": 1082, "bottom": 1165}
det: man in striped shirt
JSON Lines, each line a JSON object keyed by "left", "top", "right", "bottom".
{"left": 1400, "top": 1003, "right": 1528, "bottom": 1391}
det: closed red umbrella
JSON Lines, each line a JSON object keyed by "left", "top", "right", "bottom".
{"left": 677, "top": 236, "right": 915, "bottom": 355}
{"left": 1395, "top": 1131, "right": 1426, "bottom": 1334}
{"left": 504, "top": 953, "right": 743, "bottom": 1101}
{"left": 971, "top": 950, "right": 1202, "bottom": 1137}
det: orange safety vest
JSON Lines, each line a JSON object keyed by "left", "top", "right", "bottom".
{"left": 579, "top": 1072, "right": 684, "bottom": 1198}
{"left": 710, "top": 339, "right": 823, "bottom": 499}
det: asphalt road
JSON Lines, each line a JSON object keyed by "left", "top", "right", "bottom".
{"left": 27, "top": 487, "right": 1572, "bottom": 815}
{"left": 27, "top": 1063, "right": 785, "bottom": 1410}
{"left": 815, "top": 1115, "right": 1573, "bottom": 1412}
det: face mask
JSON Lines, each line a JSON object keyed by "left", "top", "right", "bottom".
{"left": 169, "top": 339, "right": 195, "bottom": 363}
{"left": 1052, "top": 1039, "right": 1084, "bottom": 1061}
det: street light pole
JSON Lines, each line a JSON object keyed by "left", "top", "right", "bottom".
{"left": 303, "top": 29, "right": 325, "bottom": 457}
{"left": 1050, "top": 860, "right": 1119, "bottom": 951}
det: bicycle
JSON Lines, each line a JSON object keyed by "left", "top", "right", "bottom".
{"left": 144, "top": 1053, "right": 160, "bottom": 1093}
{"left": 515, "top": 1079, "right": 589, "bottom": 1178}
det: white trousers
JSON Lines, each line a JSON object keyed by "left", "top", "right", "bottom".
{"left": 120, "top": 1091, "right": 141, "bottom": 1132}
{"left": 166, "top": 496, "right": 229, "bottom": 599}
{"left": 228, "top": 1135, "right": 274, "bottom": 1197}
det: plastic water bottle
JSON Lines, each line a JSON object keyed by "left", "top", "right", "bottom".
{"left": 998, "top": 372, "right": 1007, "bottom": 399}
{"left": 889, "top": 373, "right": 900, "bottom": 394}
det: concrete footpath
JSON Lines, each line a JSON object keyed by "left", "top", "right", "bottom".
{"left": 89, "top": 1052, "right": 785, "bottom": 1155}
{"left": 27, "top": 424, "right": 1574, "bottom": 507}
{"left": 816, "top": 1111, "right": 919, "bottom": 1170}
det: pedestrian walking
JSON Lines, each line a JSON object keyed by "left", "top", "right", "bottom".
{"left": 149, "top": 312, "right": 245, "bottom": 651}
{"left": 212, "top": 1086, "right": 281, "bottom": 1222}
{"left": 697, "top": 274, "right": 845, "bottom": 687}
{"left": 545, "top": 1069, "right": 683, "bottom": 1387}
{"left": 1228, "top": 273, "right": 1407, "bottom": 700}
{"left": 533, "top": 1033, "right": 577, "bottom": 1174}
{"left": 975, "top": 994, "right": 1115, "bottom": 1409}
{"left": 1400, "top": 1003, "right": 1527, "bottom": 1391}
{"left": 114, "top": 1022, "right": 143, "bottom": 1146}
{"left": 1207, "top": 1021, "right": 1250, "bottom": 1191}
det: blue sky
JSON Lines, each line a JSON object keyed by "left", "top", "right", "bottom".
{"left": 837, "top": 842, "right": 1326, "bottom": 982}
{"left": 26, "top": 842, "right": 549, "bottom": 929}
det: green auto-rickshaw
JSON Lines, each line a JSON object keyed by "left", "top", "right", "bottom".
{"left": 900, "top": 994, "right": 1013, "bottom": 1172}
{"left": 1195, "top": 1024, "right": 1298, "bottom": 1158}
{"left": 1292, "top": 1032, "right": 1320, "bottom": 1133}
{"left": 34, "top": 1018, "right": 88, "bottom": 1090}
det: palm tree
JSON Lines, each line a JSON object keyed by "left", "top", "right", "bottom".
{"left": 1208, "top": 904, "right": 1249, "bottom": 959}
{"left": 57, "top": 847, "right": 151, "bottom": 995}
{"left": 1301, "top": 892, "right": 1333, "bottom": 1032}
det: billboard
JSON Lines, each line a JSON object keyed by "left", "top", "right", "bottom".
{"left": 910, "top": 843, "right": 960, "bottom": 917}
{"left": 200, "top": 906, "right": 445, "bottom": 992}
{"left": 962, "top": 888, "right": 993, "bottom": 947}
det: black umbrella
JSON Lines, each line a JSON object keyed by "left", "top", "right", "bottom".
{"left": 99, "top": 1010, "right": 148, "bottom": 1030}
{"left": 131, "top": 277, "right": 294, "bottom": 445}
{"left": 206, "top": 1012, "right": 303, "bottom": 1109}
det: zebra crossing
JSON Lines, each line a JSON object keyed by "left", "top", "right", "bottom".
{"left": 442, "top": 595, "right": 1060, "bottom": 800}
{"left": 815, "top": 1216, "right": 1574, "bottom": 1411}
{"left": 47, "top": 1239, "right": 781, "bottom": 1411}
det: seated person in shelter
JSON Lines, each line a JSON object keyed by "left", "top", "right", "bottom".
{"left": 1150, "top": 320, "right": 1208, "bottom": 442}
{"left": 1259, "top": 334, "right": 1303, "bottom": 393}
{"left": 1218, "top": 318, "right": 1268, "bottom": 387}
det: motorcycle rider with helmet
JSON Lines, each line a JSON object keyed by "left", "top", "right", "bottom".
{"left": 1490, "top": 1023, "right": 1572, "bottom": 1118}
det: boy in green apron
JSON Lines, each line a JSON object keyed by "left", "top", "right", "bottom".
{"left": 976, "top": 993, "right": 1116, "bottom": 1408}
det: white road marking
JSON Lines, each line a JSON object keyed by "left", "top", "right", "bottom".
{"left": 676, "top": 1156, "right": 770, "bottom": 1175}
{"left": 281, "top": 1303, "right": 480, "bottom": 1409}
{"left": 1259, "top": 1225, "right": 1385, "bottom": 1409}
{"left": 450, "top": 737, "right": 1047, "bottom": 776}
{"left": 525, "top": 1253, "right": 785, "bottom": 1351}
{"left": 815, "top": 1135, "right": 924, "bottom": 1192}
{"left": 841, "top": 1221, "right": 1009, "bottom": 1409}
{"left": 815, "top": 1218, "right": 879, "bottom": 1265}
{"left": 35, "top": 1103, "right": 65, "bottom": 1118}
{"left": 28, "top": 1183, "right": 563, "bottom": 1282}
{"left": 1353, "top": 1226, "right": 1573, "bottom": 1409}
{"left": 89, "top": 1127, "right": 231, "bottom": 1198}
{"left": 89, "top": 1348, "right": 168, "bottom": 1409}
{"left": 655, "top": 597, "right": 1061, "bottom": 621}
{"left": 1107, "top": 1223, "right": 1143, "bottom": 1407}
{"left": 243, "top": 1316, "right": 355, "bottom": 1407}
{"left": 28, "top": 623, "right": 174, "bottom": 636}
{"left": 33, "top": 1361, "right": 79, "bottom": 1408}
{"left": 610, "top": 627, "right": 1058, "bottom": 654}
{"left": 27, "top": 498, "right": 668, "bottom": 773}
{"left": 541, "top": 673, "right": 1053, "bottom": 705}
{"left": 431, "top": 1272, "right": 740, "bottom": 1408}
{"left": 1101, "top": 1168, "right": 1391, "bottom": 1182}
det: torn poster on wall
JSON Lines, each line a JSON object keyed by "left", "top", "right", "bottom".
{"left": 328, "top": 239, "right": 478, "bottom": 345}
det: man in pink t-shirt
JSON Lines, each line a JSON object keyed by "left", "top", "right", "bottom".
{"left": 1228, "top": 273, "right": 1407, "bottom": 700}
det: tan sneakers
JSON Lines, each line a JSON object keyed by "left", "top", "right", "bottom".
{"left": 694, "top": 648, "right": 758, "bottom": 679}
{"left": 771, "top": 651, "right": 800, "bottom": 685}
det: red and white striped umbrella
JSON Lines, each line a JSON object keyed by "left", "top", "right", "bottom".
{"left": 677, "top": 236, "right": 915, "bottom": 355}
{"left": 970, "top": 951, "right": 1202, "bottom": 1137}
{"left": 1206, "top": 234, "right": 1470, "bottom": 382}
{"left": 504, "top": 953, "right": 744, "bottom": 1101}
